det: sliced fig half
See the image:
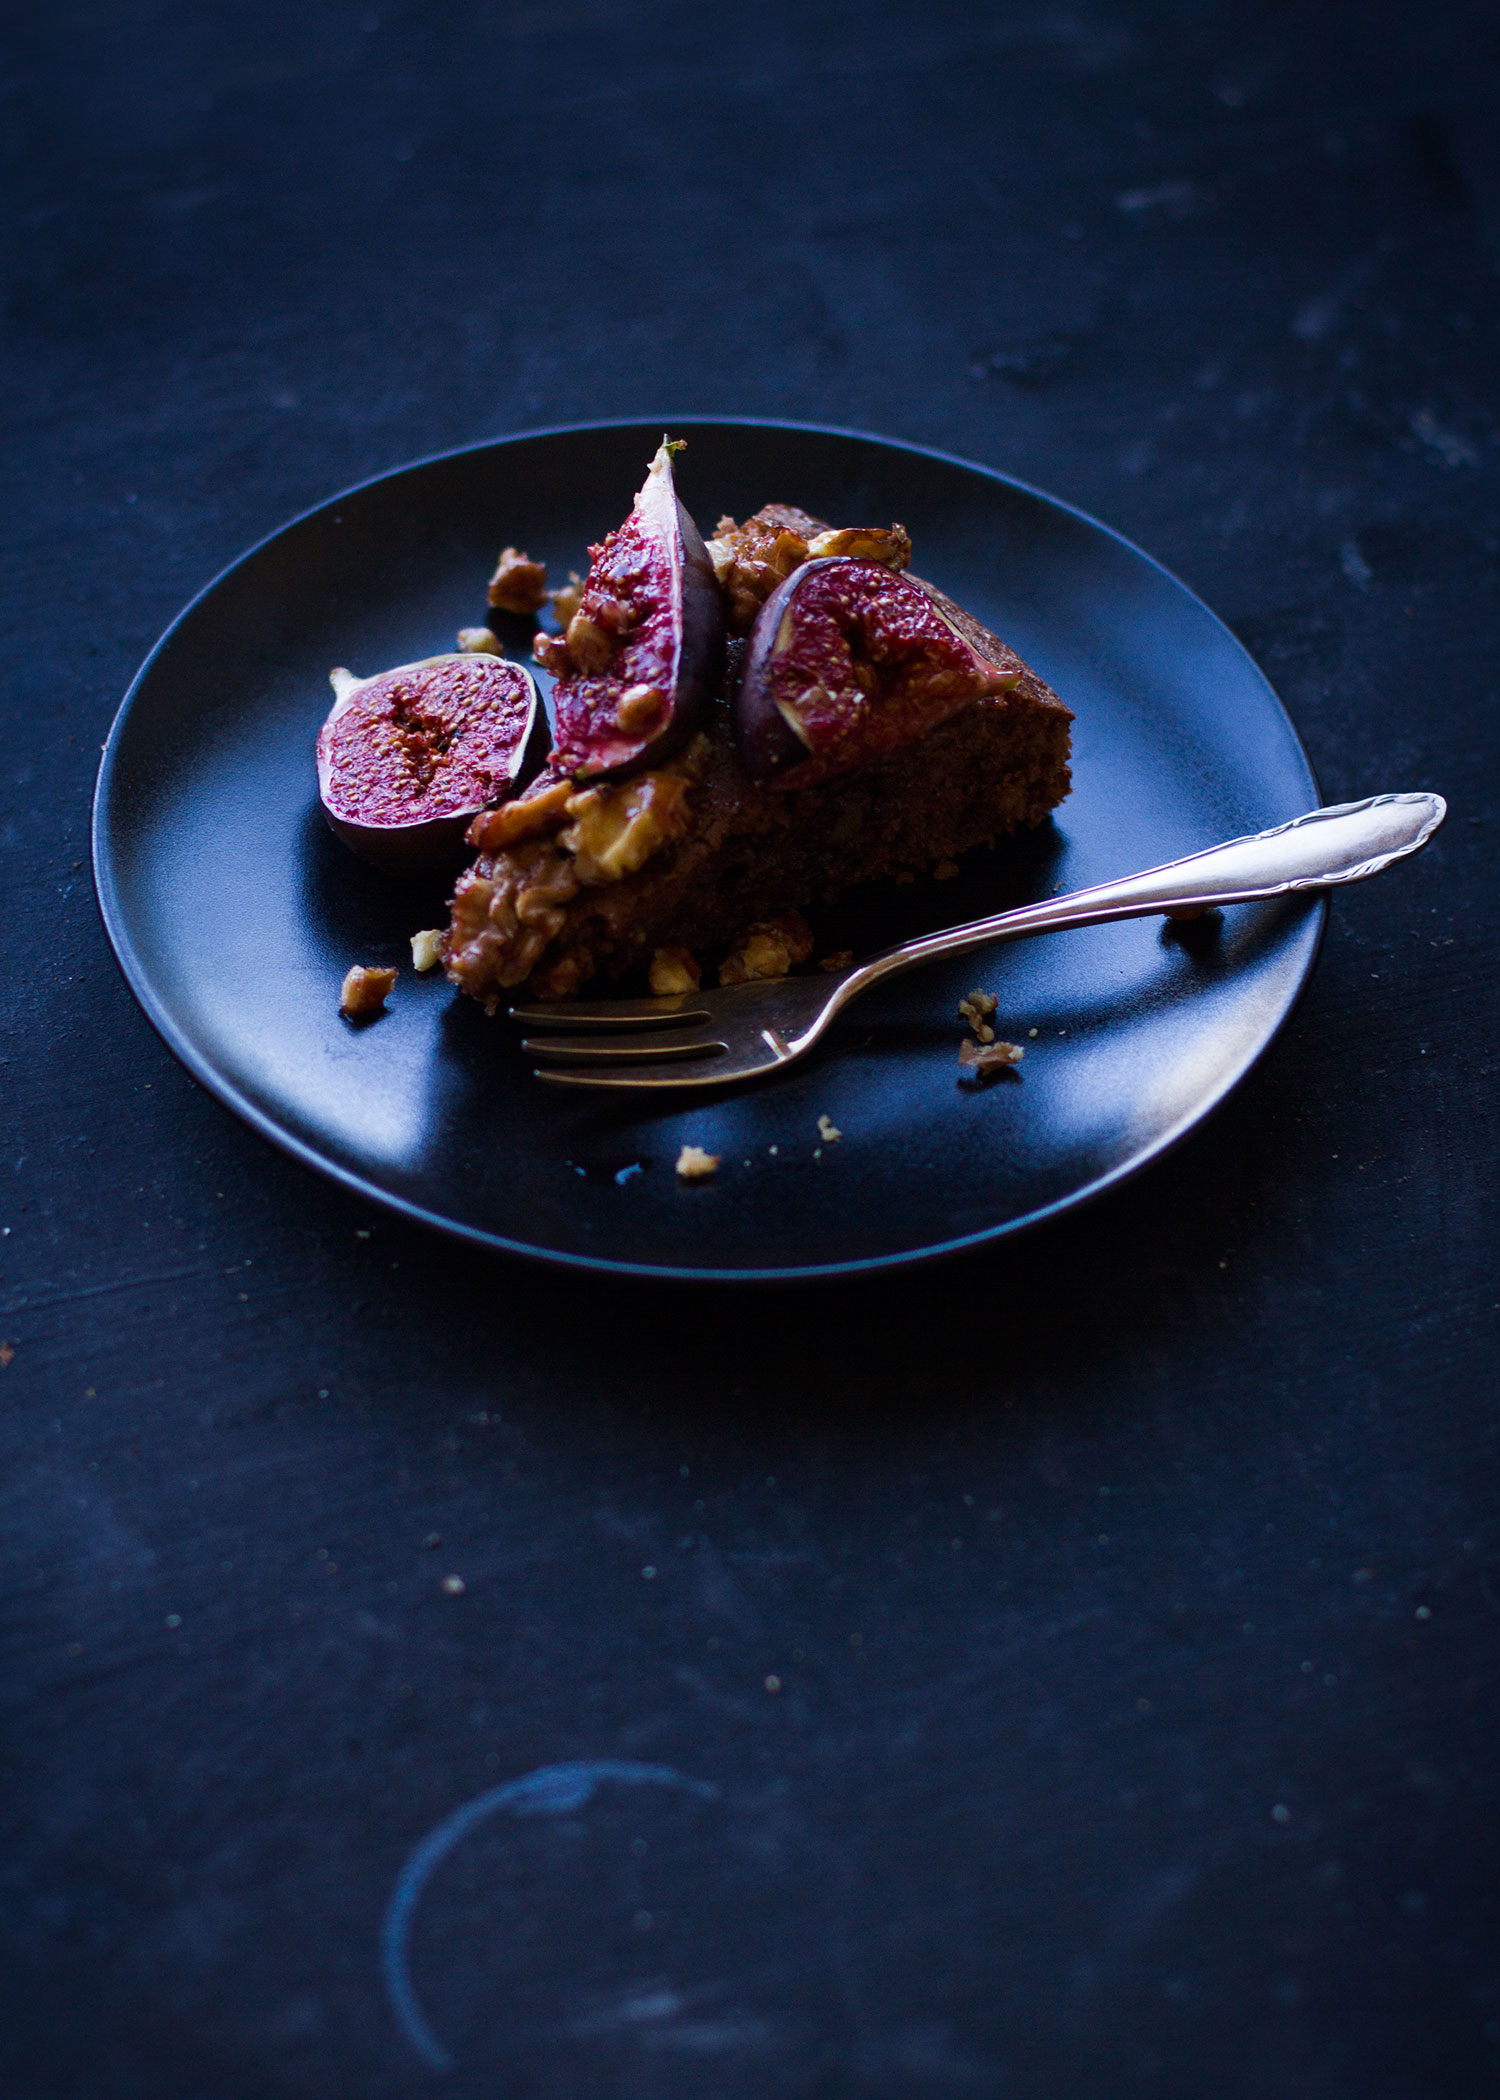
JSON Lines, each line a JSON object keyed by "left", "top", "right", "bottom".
{"left": 548, "top": 441, "right": 724, "bottom": 780}
{"left": 316, "top": 652, "right": 547, "bottom": 874}
{"left": 733, "top": 558, "right": 1017, "bottom": 788}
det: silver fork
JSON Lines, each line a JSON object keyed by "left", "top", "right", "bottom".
{"left": 510, "top": 791, "right": 1445, "bottom": 1091}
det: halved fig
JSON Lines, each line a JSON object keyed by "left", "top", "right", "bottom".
{"left": 733, "top": 558, "right": 1017, "bottom": 787}
{"left": 548, "top": 441, "right": 724, "bottom": 779}
{"left": 316, "top": 652, "right": 547, "bottom": 874}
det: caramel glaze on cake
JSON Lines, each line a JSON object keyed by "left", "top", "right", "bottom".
{"left": 441, "top": 511, "right": 1073, "bottom": 1007}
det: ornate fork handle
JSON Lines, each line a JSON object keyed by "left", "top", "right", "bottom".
{"left": 828, "top": 792, "right": 1446, "bottom": 1015}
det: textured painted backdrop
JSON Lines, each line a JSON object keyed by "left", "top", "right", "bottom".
{"left": 2, "top": 1, "right": 1497, "bottom": 2094}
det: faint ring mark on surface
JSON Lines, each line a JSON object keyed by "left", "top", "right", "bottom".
{"left": 381, "top": 1759, "right": 719, "bottom": 2072}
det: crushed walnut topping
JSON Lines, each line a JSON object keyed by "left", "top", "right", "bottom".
{"left": 806, "top": 523, "right": 911, "bottom": 569}
{"left": 675, "top": 1143, "right": 721, "bottom": 1180}
{"left": 550, "top": 570, "right": 585, "bottom": 631}
{"left": 958, "top": 1037, "right": 1024, "bottom": 1076}
{"left": 410, "top": 929, "right": 443, "bottom": 972}
{"left": 532, "top": 630, "right": 571, "bottom": 675}
{"left": 340, "top": 964, "right": 396, "bottom": 1017}
{"left": 467, "top": 776, "right": 575, "bottom": 851}
{"left": 560, "top": 767, "right": 694, "bottom": 885}
{"left": 649, "top": 946, "right": 701, "bottom": 996}
{"left": 564, "top": 608, "right": 612, "bottom": 673}
{"left": 486, "top": 546, "right": 548, "bottom": 615}
{"left": 615, "top": 682, "right": 664, "bottom": 734}
{"left": 456, "top": 626, "right": 505, "bottom": 656}
{"left": 933, "top": 859, "right": 960, "bottom": 880}
{"left": 718, "top": 909, "right": 814, "bottom": 986}
{"left": 707, "top": 507, "right": 914, "bottom": 630}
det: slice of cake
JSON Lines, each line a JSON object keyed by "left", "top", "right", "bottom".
{"left": 442, "top": 486, "right": 1072, "bottom": 1007}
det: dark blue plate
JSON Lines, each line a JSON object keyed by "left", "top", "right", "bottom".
{"left": 93, "top": 419, "right": 1321, "bottom": 1280}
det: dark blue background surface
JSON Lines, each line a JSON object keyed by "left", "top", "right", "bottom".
{"left": 2, "top": 2, "right": 1497, "bottom": 2093}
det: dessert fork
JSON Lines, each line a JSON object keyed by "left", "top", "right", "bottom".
{"left": 510, "top": 791, "right": 1445, "bottom": 1091}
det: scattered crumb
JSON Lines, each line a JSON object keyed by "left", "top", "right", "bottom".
{"left": 958, "top": 988, "right": 1000, "bottom": 1044}
{"left": 813, "top": 1147, "right": 822, "bottom": 1159}
{"left": 1028, "top": 1027, "right": 1038, "bottom": 1038}
{"left": 410, "top": 928, "right": 443, "bottom": 972}
{"left": 649, "top": 945, "right": 701, "bottom": 996}
{"left": 0, "top": 1343, "right": 13, "bottom": 1368}
{"left": 819, "top": 950, "right": 854, "bottom": 973}
{"left": 486, "top": 545, "right": 548, "bottom": 614}
{"left": 959, "top": 1037, "right": 1024, "bottom": 1079}
{"left": 423, "top": 1532, "right": 442, "bottom": 1549}
{"left": 675, "top": 1143, "right": 721, "bottom": 1181}
{"left": 456, "top": 626, "right": 505, "bottom": 656}
{"left": 817, "top": 1114, "right": 842, "bottom": 1143}
{"left": 764, "top": 1674, "right": 782, "bottom": 1693}
{"left": 719, "top": 910, "right": 814, "bottom": 985}
{"left": 441, "top": 1574, "right": 466, "bottom": 1596}
{"left": 340, "top": 964, "right": 397, "bottom": 1018}
{"left": 933, "top": 859, "right": 960, "bottom": 880}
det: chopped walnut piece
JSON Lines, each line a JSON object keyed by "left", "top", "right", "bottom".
{"left": 817, "top": 1114, "right": 842, "bottom": 1143}
{"left": 410, "top": 928, "right": 443, "bottom": 972}
{"left": 703, "top": 533, "right": 737, "bottom": 585}
{"left": 806, "top": 523, "right": 911, "bottom": 569}
{"left": 565, "top": 609, "right": 612, "bottom": 673}
{"left": 532, "top": 631, "right": 571, "bottom": 675}
{"left": 340, "top": 965, "right": 397, "bottom": 1018}
{"left": 675, "top": 1143, "right": 721, "bottom": 1180}
{"left": 718, "top": 910, "right": 814, "bottom": 986}
{"left": 958, "top": 1037, "right": 1024, "bottom": 1076}
{"left": 467, "top": 777, "right": 574, "bottom": 851}
{"left": 456, "top": 626, "right": 505, "bottom": 656}
{"left": 486, "top": 546, "right": 548, "bottom": 615}
{"left": 550, "top": 570, "right": 585, "bottom": 630}
{"left": 649, "top": 946, "right": 701, "bottom": 996}
{"left": 819, "top": 949, "right": 854, "bottom": 973}
{"left": 615, "top": 683, "right": 665, "bottom": 734}
{"left": 561, "top": 768, "right": 694, "bottom": 885}
{"left": 958, "top": 989, "right": 1002, "bottom": 1045}
{"left": 933, "top": 859, "right": 960, "bottom": 880}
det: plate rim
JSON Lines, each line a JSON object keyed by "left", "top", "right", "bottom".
{"left": 92, "top": 415, "right": 1326, "bottom": 1284}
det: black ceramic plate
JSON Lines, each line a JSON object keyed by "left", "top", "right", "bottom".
{"left": 94, "top": 420, "right": 1322, "bottom": 1280}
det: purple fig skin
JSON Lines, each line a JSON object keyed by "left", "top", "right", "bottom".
{"left": 316, "top": 653, "right": 549, "bottom": 875}
{"left": 550, "top": 442, "right": 725, "bottom": 779}
{"left": 733, "top": 558, "right": 1015, "bottom": 788}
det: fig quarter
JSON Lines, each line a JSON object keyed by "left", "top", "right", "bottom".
{"left": 549, "top": 441, "right": 725, "bottom": 780}
{"left": 733, "top": 558, "right": 1017, "bottom": 787}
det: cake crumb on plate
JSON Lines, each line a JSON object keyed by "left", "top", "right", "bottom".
{"left": 675, "top": 1143, "right": 721, "bottom": 1181}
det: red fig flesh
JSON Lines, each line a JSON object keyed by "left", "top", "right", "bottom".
{"left": 316, "top": 653, "right": 546, "bottom": 874}
{"left": 733, "top": 558, "right": 1016, "bottom": 787}
{"left": 549, "top": 442, "right": 724, "bottom": 780}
